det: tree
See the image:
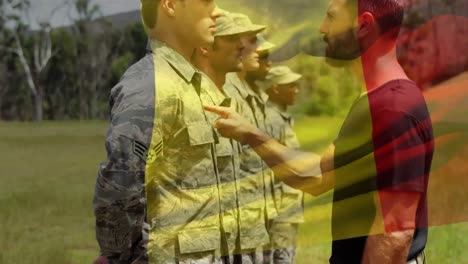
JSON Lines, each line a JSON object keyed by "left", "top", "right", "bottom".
{"left": 0, "top": 0, "right": 64, "bottom": 121}
{"left": 42, "top": 28, "right": 76, "bottom": 119}
{"left": 68, "top": 0, "right": 114, "bottom": 119}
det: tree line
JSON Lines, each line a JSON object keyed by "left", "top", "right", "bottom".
{"left": 0, "top": 0, "right": 466, "bottom": 121}
{"left": 0, "top": 0, "right": 146, "bottom": 121}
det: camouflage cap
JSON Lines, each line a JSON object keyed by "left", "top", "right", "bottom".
{"left": 214, "top": 10, "right": 254, "bottom": 37}
{"left": 229, "top": 13, "right": 266, "bottom": 35}
{"left": 265, "top": 66, "right": 302, "bottom": 87}
{"left": 257, "top": 34, "right": 275, "bottom": 52}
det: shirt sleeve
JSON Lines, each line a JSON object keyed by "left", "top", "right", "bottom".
{"left": 372, "top": 109, "right": 429, "bottom": 192}
{"left": 93, "top": 82, "right": 160, "bottom": 263}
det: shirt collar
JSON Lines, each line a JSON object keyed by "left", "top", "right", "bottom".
{"left": 268, "top": 101, "right": 292, "bottom": 122}
{"left": 256, "top": 89, "right": 269, "bottom": 104}
{"left": 226, "top": 73, "right": 250, "bottom": 99}
{"left": 150, "top": 39, "right": 198, "bottom": 83}
{"left": 201, "top": 72, "right": 231, "bottom": 107}
{"left": 226, "top": 73, "right": 270, "bottom": 105}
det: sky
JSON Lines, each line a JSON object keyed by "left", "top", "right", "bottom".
{"left": 28, "top": 0, "right": 140, "bottom": 29}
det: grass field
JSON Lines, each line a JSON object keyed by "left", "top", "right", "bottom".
{"left": 0, "top": 121, "right": 106, "bottom": 264}
{"left": 0, "top": 119, "right": 467, "bottom": 264}
{"left": 293, "top": 116, "right": 468, "bottom": 264}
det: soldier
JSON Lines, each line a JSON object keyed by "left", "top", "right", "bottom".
{"left": 93, "top": 1, "right": 222, "bottom": 264}
{"left": 262, "top": 66, "right": 304, "bottom": 264}
{"left": 241, "top": 35, "right": 279, "bottom": 264}
{"left": 191, "top": 11, "right": 265, "bottom": 262}
{"left": 244, "top": 34, "right": 275, "bottom": 89}
{"left": 222, "top": 13, "right": 278, "bottom": 264}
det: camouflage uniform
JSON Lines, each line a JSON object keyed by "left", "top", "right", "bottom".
{"left": 263, "top": 101, "right": 304, "bottom": 264}
{"left": 93, "top": 42, "right": 154, "bottom": 264}
{"left": 223, "top": 73, "right": 277, "bottom": 263}
{"left": 94, "top": 40, "right": 227, "bottom": 264}
{"left": 198, "top": 74, "right": 243, "bottom": 258}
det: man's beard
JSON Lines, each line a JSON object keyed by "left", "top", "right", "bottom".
{"left": 324, "top": 29, "right": 361, "bottom": 67}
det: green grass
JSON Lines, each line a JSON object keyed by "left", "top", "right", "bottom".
{"left": 294, "top": 115, "right": 344, "bottom": 153}
{"left": 292, "top": 115, "right": 468, "bottom": 263}
{"left": 0, "top": 121, "right": 107, "bottom": 264}
{"left": 1, "top": 119, "right": 467, "bottom": 263}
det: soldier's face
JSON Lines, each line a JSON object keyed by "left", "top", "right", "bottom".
{"left": 241, "top": 33, "right": 260, "bottom": 71}
{"left": 210, "top": 34, "right": 245, "bottom": 73}
{"left": 319, "top": 0, "right": 361, "bottom": 67}
{"left": 174, "top": 0, "right": 221, "bottom": 47}
{"left": 252, "top": 51, "right": 272, "bottom": 81}
{"left": 275, "top": 82, "right": 300, "bottom": 106}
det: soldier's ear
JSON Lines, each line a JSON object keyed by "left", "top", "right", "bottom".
{"left": 273, "top": 85, "right": 280, "bottom": 94}
{"left": 199, "top": 47, "right": 210, "bottom": 56}
{"left": 160, "top": 0, "right": 176, "bottom": 17}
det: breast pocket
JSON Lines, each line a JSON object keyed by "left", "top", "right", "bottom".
{"left": 177, "top": 122, "right": 216, "bottom": 189}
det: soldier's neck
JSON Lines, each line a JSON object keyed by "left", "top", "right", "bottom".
{"left": 245, "top": 75, "right": 260, "bottom": 94}
{"left": 192, "top": 57, "right": 226, "bottom": 91}
{"left": 237, "top": 71, "right": 247, "bottom": 81}
{"left": 150, "top": 31, "right": 195, "bottom": 62}
{"left": 271, "top": 99, "right": 288, "bottom": 112}
{"left": 207, "top": 67, "right": 227, "bottom": 91}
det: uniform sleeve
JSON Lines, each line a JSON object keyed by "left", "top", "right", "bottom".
{"left": 93, "top": 83, "right": 159, "bottom": 263}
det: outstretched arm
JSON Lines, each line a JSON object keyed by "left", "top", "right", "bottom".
{"left": 204, "top": 105, "right": 334, "bottom": 195}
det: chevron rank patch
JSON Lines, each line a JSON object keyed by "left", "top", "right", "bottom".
{"left": 142, "top": 140, "right": 163, "bottom": 164}
{"left": 133, "top": 140, "right": 148, "bottom": 162}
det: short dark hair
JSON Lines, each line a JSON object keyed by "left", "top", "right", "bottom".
{"left": 346, "top": 0, "right": 404, "bottom": 37}
{"left": 141, "top": 0, "right": 160, "bottom": 29}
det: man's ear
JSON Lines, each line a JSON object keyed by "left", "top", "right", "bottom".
{"left": 160, "top": 0, "right": 176, "bottom": 17}
{"left": 357, "top": 12, "right": 375, "bottom": 39}
{"left": 199, "top": 47, "right": 210, "bottom": 56}
{"left": 273, "top": 85, "right": 280, "bottom": 94}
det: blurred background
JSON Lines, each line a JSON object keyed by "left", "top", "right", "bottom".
{"left": 0, "top": 0, "right": 467, "bottom": 263}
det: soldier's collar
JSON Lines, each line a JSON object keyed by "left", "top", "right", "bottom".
{"left": 255, "top": 89, "right": 269, "bottom": 104}
{"left": 146, "top": 41, "right": 152, "bottom": 53}
{"left": 201, "top": 72, "right": 231, "bottom": 107}
{"left": 245, "top": 84, "right": 269, "bottom": 108}
{"left": 226, "top": 73, "right": 250, "bottom": 99}
{"left": 267, "top": 101, "right": 291, "bottom": 121}
{"left": 150, "top": 40, "right": 198, "bottom": 83}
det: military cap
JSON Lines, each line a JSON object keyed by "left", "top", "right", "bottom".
{"left": 229, "top": 13, "right": 266, "bottom": 34}
{"left": 265, "top": 66, "right": 302, "bottom": 87}
{"left": 215, "top": 10, "right": 254, "bottom": 37}
{"left": 257, "top": 34, "right": 275, "bottom": 52}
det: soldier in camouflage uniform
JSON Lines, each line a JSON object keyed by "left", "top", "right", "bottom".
{"left": 93, "top": 1, "right": 223, "bottom": 263}
{"left": 244, "top": 34, "right": 303, "bottom": 264}
{"left": 222, "top": 13, "right": 277, "bottom": 264}
{"left": 194, "top": 11, "right": 277, "bottom": 264}
{"left": 192, "top": 11, "right": 267, "bottom": 262}
{"left": 244, "top": 33, "right": 274, "bottom": 89}
{"left": 262, "top": 66, "right": 304, "bottom": 264}
{"left": 242, "top": 36, "right": 296, "bottom": 264}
